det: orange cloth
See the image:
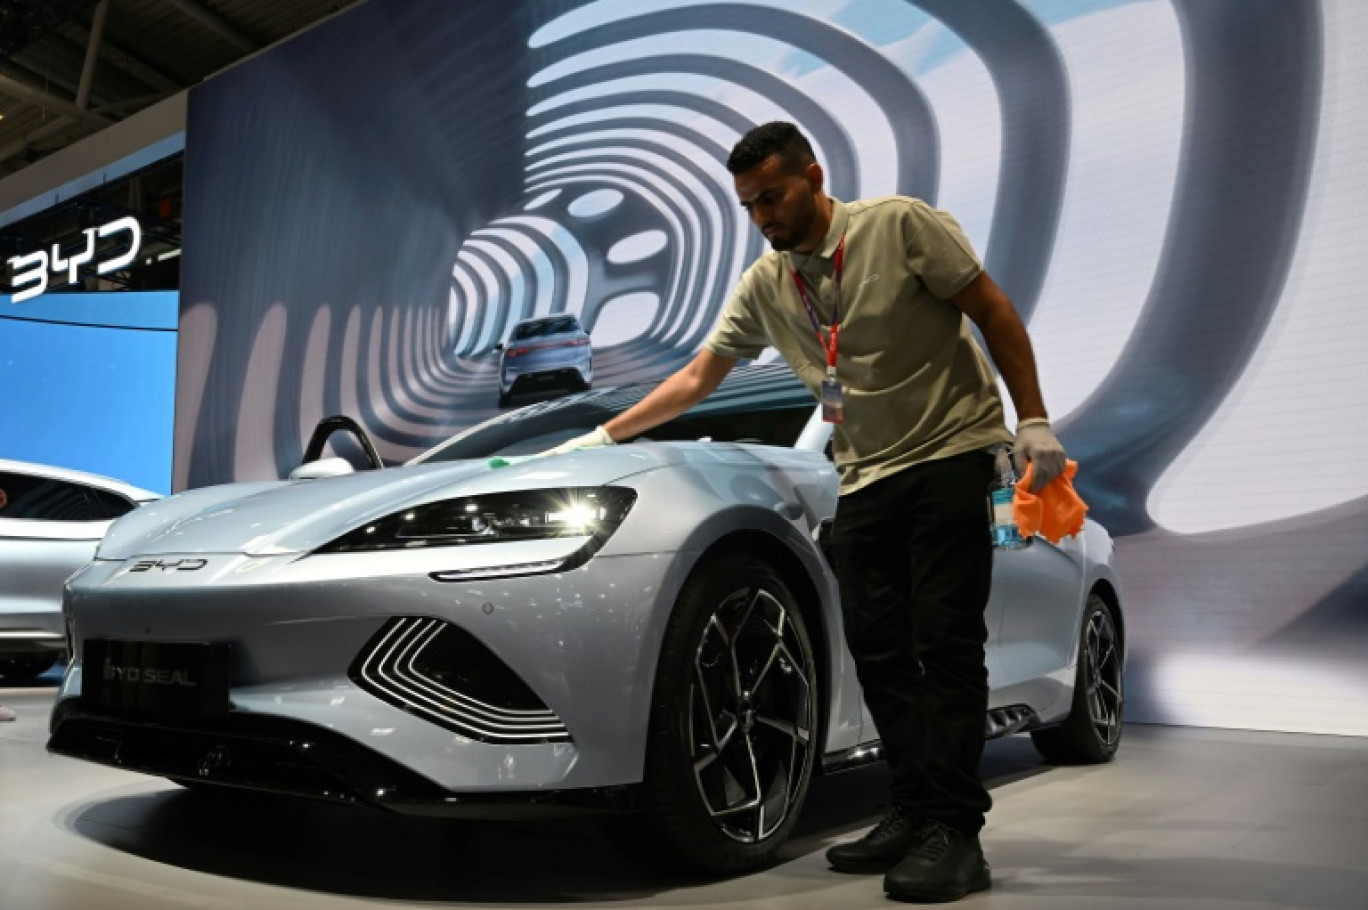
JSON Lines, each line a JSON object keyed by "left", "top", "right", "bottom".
{"left": 1013, "top": 460, "right": 1088, "bottom": 543}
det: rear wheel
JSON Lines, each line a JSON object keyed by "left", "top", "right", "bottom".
{"left": 0, "top": 652, "right": 59, "bottom": 681}
{"left": 1031, "top": 592, "right": 1123, "bottom": 763}
{"left": 608, "top": 553, "right": 819, "bottom": 875}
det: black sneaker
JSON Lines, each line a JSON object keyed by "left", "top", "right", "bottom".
{"left": 883, "top": 819, "right": 991, "bottom": 903}
{"left": 826, "top": 804, "right": 922, "bottom": 873}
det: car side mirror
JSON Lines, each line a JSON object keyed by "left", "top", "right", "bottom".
{"left": 289, "top": 457, "right": 355, "bottom": 481}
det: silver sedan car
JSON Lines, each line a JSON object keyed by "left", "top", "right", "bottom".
{"left": 48, "top": 366, "right": 1124, "bottom": 875}
{"left": 496, "top": 314, "right": 593, "bottom": 407}
{"left": 0, "top": 459, "right": 159, "bottom": 681}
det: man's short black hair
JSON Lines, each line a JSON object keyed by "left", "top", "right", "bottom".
{"left": 727, "top": 121, "right": 816, "bottom": 176}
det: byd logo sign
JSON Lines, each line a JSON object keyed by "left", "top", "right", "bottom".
{"left": 128, "top": 558, "right": 208, "bottom": 573}
{"left": 5, "top": 216, "right": 142, "bottom": 304}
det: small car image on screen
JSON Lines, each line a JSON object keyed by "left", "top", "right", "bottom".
{"left": 496, "top": 314, "right": 593, "bottom": 407}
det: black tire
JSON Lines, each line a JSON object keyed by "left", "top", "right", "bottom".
{"left": 607, "top": 553, "right": 820, "bottom": 876}
{"left": 0, "top": 652, "right": 59, "bottom": 681}
{"left": 1031, "top": 592, "right": 1124, "bottom": 764}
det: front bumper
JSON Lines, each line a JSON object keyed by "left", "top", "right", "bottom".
{"left": 52, "top": 547, "right": 692, "bottom": 793}
{"left": 47, "top": 700, "right": 640, "bottom": 818}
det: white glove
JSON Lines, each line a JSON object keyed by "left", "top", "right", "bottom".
{"left": 542, "top": 425, "right": 616, "bottom": 457}
{"left": 1013, "top": 418, "right": 1066, "bottom": 492}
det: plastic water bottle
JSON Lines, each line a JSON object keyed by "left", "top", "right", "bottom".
{"left": 989, "top": 446, "right": 1026, "bottom": 549}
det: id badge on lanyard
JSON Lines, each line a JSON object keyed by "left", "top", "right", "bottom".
{"left": 791, "top": 235, "right": 847, "bottom": 424}
{"left": 820, "top": 373, "right": 845, "bottom": 424}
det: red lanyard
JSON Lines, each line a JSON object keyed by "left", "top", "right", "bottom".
{"left": 788, "top": 234, "right": 846, "bottom": 371}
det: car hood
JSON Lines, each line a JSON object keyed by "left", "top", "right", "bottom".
{"left": 97, "top": 447, "right": 675, "bottom": 559}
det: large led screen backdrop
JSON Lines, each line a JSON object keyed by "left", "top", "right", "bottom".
{"left": 179, "top": 0, "right": 1368, "bottom": 735}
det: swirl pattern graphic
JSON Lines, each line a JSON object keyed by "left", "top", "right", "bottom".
{"left": 181, "top": 1, "right": 1084, "bottom": 482}
{"left": 432, "top": 1, "right": 1071, "bottom": 447}
{"left": 179, "top": 0, "right": 1368, "bottom": 733}
{"left": 176, "top": 0, "right": 1331, "bottom": 534}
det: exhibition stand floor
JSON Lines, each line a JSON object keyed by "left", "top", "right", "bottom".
{"left": 3, "top": 674, "right": 1366, "bottom": 910}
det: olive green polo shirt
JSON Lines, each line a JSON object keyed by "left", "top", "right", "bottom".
{"left": 705, "top": 196, "right": 1011, "bottom": 494}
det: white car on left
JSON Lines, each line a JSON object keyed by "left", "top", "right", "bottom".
{"left": 0, "top": 459, "right": 160, "bottom": 682}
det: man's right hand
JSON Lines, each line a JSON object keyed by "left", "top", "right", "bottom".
{"left": 542, "top": 425, "right": 616, "bottom": 457}
{"left": 1013, "top": 418, "right": 1066, "bottom": 491}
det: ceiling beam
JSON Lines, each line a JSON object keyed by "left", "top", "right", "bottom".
{"left": 74, "top": 0, "right": 110, "bottom": 110}
{"left": 91, "top": 37, "right": 184, "bottom": 94}
{"left": 47, "top": 26, "right": 184, "bottom": 95}
{"left": 91, "top": 91, "right": 174, "bottom": 115}
{"left": 0, "top": 72, "right": 111, "bottom": 127}
{"left": 159, "top": 0, "right": 260, "bottom": 55}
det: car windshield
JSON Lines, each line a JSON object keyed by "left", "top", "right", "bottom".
{"left": 420, "top": 364, "right": 817, "bottom": 462}
{"left": 512, "top": 317, "right": 580, "bottom": 340}
{"left": 0, "top": 471, "right": 134, "bottom": 521}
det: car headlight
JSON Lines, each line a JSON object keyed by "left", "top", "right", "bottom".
{"left": 317, "top": 487, "right": 636, "bottom": 554}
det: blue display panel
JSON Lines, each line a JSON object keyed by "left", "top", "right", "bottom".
{"left": 0, "top": 291, "right": 177, "bottom": 493}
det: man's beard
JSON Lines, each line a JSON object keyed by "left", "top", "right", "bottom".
{"left": 764, "top": 202, "right": 815, "bottom": 252}
{"left": 764, "top": 218, "right": 806, "bottom": 252}
{"left": 766, "top": 232, "right": 796, "bottom": 252}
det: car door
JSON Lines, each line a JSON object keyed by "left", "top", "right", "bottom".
{"left": 988, "top": 537, "right": 1087, "bottom": 714}
{"left": 0, "top": 472, "right": 123, "bottom": 617}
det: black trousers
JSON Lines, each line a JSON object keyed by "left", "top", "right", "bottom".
{"left": 831, "top": 449, "right": 995, "bottom": 835}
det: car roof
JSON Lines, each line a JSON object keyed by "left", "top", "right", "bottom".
{"left": 0, "top": 458, "right": 161, "bottom": 502}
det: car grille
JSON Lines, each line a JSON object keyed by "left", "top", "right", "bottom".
{"left": 350, "top": 617, "right": 571, "bottom": 745}
{"left": 49, "top": 713, "right": 379, "bottom": 806}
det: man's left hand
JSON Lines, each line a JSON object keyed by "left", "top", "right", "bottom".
{"left": 1014, "top": 418, "right": 1066, "bottom": 492}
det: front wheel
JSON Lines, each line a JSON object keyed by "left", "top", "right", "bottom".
{"left": 609, "top": 553, "right": 820, "bottom": 875}
{"left": 1030, "top": 592, "right": 1124, "bottom": 763}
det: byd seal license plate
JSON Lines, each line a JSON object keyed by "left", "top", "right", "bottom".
{"left": 82, "top": 640, "right": 232, "bottom": 719}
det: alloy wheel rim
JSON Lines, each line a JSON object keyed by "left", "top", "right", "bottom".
{"left": 687, "top": 586, "right": 815, "bottom": 844}
{"left": 1084, "top": 604, "right": 1123, "bottom": 746}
